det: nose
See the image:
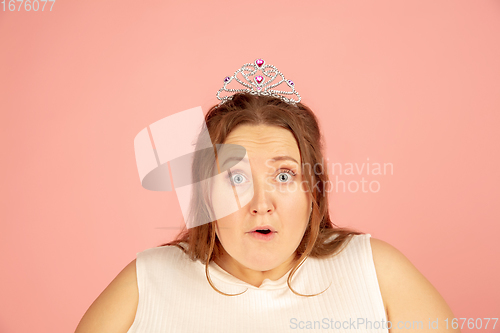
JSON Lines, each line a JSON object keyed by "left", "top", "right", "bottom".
{"left": 249, "top": 177, "right": 274, "bottom": 215}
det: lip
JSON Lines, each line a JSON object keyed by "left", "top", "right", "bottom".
{"left": 246, "top": 225, "right": 277, "bottom": 242}
{"left": 248, "top": 230, "right": 276, "bottom": 241}
{"left": 247, "top": 225, "right": 277, "bottom": 233}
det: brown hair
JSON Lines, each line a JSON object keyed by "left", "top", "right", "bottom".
{"left": 159, "top": 92, "right": 363, "bottom": 296}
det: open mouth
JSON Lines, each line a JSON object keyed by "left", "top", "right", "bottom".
{"left": 248, "top": 228, "right": 276, "bottom": 241}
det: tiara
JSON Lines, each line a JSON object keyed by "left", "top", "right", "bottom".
{"left": 216, "top": 58, "right": 301, "bottom": 107}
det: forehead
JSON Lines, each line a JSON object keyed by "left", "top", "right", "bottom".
{"left": 223, "top": 124, "right": 300, "bottom": 161}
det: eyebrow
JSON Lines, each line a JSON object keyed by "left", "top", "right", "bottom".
{"left": 220, "top": 155, "right": 299, "bottom": 169}
{"left": 220, "top": 157, "right": 249, "bottom": 170}
{"left": 268, "top": 156, "right": 299, "bottom": 165}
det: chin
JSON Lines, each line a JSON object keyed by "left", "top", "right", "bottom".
{"left": 242, "top": 255, "right": 285, "bottom": 272}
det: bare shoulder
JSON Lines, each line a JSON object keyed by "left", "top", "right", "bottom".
{"left": 74, "top": 259, "right": 139, "bottom": 333}
{"left": 369, "top": 237, "right": 460, "bottom": 332}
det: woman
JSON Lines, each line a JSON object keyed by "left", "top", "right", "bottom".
{"left": 75, "top": 60, "right": 459, "bottom": 333}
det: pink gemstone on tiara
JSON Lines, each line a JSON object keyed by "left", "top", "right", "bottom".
{"left": 255, "top": 76, "right": 264, "bottom": 84}
{"left": 257, "top": 87, "right": 261, "bottom": 90}
{"left": 288, "top": 80, "right": 294, "bottom": 86}
{"left": 255, "top": 59, "right": 264, "bottom": 67}
{"left": 224, "top": 76, "right": 231, "bottom": 83}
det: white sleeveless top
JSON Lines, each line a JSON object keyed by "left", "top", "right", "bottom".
{"left": 126, "top": 233, "right": 388, "bottom": 333}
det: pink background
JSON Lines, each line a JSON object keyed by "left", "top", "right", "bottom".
{"left": 1, "top": 1, "right": 499, "bottom": 332}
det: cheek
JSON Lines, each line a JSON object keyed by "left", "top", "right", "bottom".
{"left": 215, "top": 213, "right": 242, "bottom": 246}
{"left": 280, "top": 184, "right": 310, "bottom": 216}
{"left": 281, "top": 193, "right": 311, "bottom": 239}
{"left": 210, "top": 176, "right": 241, "bottom": 221}
{"left": 216, "top": 216, "right": 233, "bottom": 234}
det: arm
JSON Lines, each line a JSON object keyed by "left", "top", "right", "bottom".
{"left": 370, "top": 238, "right": 460, "bottom": 333}
{"left": 74, "top": 259, "right": 139, "bottom": 333}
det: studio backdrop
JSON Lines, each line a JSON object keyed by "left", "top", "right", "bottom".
{"left": 0, "top": 1, "right": 499, "bottom": 332}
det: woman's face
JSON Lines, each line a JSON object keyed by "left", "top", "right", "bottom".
{"left": 210, "top": 124, "right": 312, "bottom": 272}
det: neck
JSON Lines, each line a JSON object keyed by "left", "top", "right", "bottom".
{"left": 213, "top": 249, "right": 299, "bottom": 288}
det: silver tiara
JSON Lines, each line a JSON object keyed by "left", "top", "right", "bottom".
{"left": 216, "top": 58, "right": 301, "bottom": 107}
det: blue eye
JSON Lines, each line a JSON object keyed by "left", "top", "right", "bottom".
{"left": 226, "top": 170, "right": 249, "bottom": 186}
{"left": 231, "top": 173, "right": 246, "bottom": 185}
{"left": 226, "top": 168, "right": 297, "bottom": 185}
{"left": 276, "top": 169, "right": 297, "bottom": 183}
